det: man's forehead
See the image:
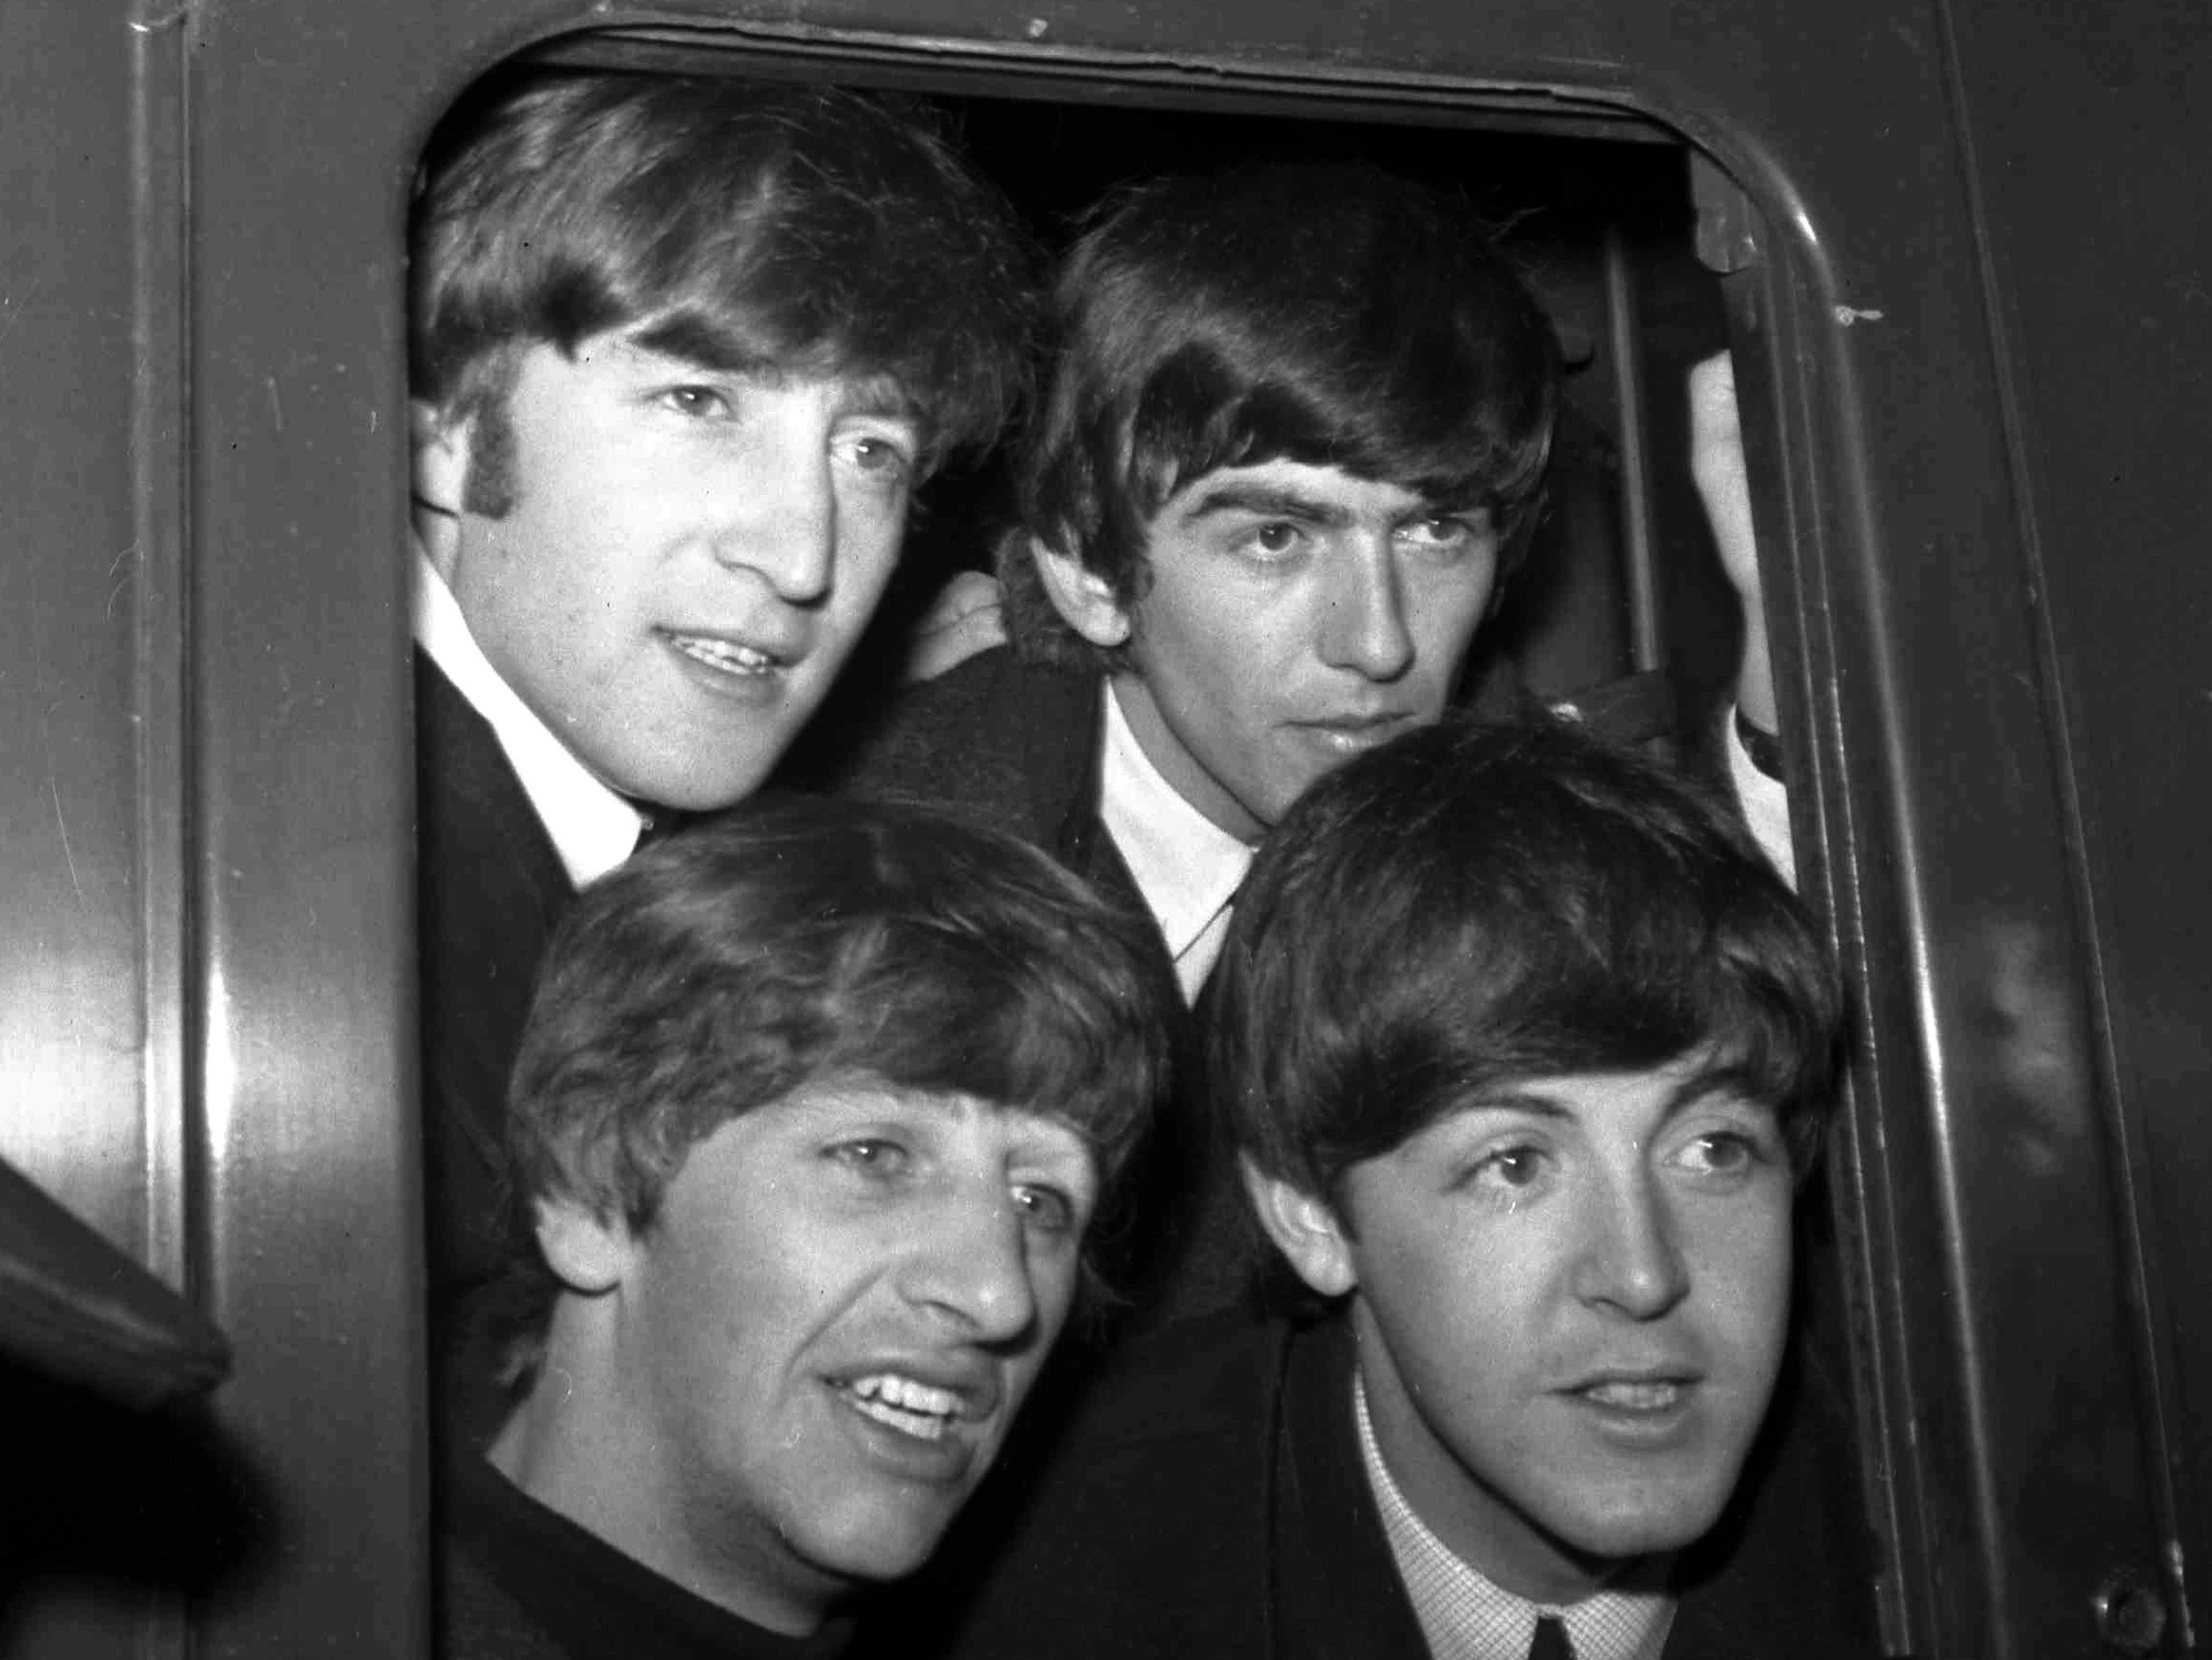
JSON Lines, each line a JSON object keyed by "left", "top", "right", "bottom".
{"left": 1409, "top": 1059, "right": 1772, "bottom": 1135}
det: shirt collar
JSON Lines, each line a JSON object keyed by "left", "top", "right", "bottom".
{"left": 1097, "top": 680, "right": 1253, "bottom": 1002}
{"left": 1353, "top": 1373, "right": 1675, "bottom": 1660}
{"left": 414, "top": 552, "right": 644, "bottom": 889}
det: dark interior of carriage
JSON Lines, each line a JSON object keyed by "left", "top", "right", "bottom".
{"left": 778, "top": 86, "right": 1750, "bottom": 784}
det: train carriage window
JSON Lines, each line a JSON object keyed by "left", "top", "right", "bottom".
{"left": 405, "top": 37, "right": 1890, "bottom": 1658}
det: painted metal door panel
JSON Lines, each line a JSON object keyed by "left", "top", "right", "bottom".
{"left": 1941, "top": 2, "right": 2212, "bottom": 1648}
{"left": 0, "top": 1, "right": 195, "bottom": 1654}
{"left": 5, "top": 0, "right": 2204, "bottom": 1654}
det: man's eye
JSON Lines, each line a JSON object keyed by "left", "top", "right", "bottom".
{"left": 660, "top": 385, "right": 732, "bottom": 420}
{"left": 1010, "top": 1183, "right": 1078, "bottom": 1236}
{"left": 1399, "top": 516, "right": 1484, "bottom": 557}
{"left": 1677, "top": 1131, "right": 1768, "bottom": 1179}
{"left": 847, "top": 433, "right": 915, "bottom": 482}
{"left": 828, "top": 1139, "right": 910, "bottom": 1179}
{"left": 1469, "top": 1143, "right": 1548, "bottom": 1192}
{"left": 1245, "top": 521, "right": 1303, "bottom": 557}
{"left": 1670, "top": 1122, "right": 1786, "bottom": 1187}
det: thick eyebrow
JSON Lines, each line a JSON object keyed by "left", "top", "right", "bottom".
{"left": 832, "top": 373, "right": 923, "bottom": 425}
{"left": 1173, "top": 482, "right": 1357, "bottom": 531}
{"left": 1173, "top": 480, "right": 1495, "bottom": 535}
{"left": 999, "top": 1119, "right": 1104, "bottom": 1184}
{"left": 781, "top": 1084, "right": 974, "bottom": 1131}
{"left": 783, "top": 1083, "right": 1092, "bottom": 1161}
{"left": 1652, "top": 1073, "right": 1763, "bottom": 1123}
{"left": 1462, "top": 1074, "right": 1754, "bottom": 1127}
{"left": 1457, "top": 1086, "right": 1574, "bottom": 1122}
{"left": 1417, "top": 486, "right": 1499, "bottom": 520}
{"left": 620, "top": 317, "right": 920, "bottom": 425}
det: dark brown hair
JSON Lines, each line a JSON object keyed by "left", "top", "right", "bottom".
{"left": 1211, "top": 716, "right": 1843, "bottom": 1207}
{"left": 412, "top": 69, "right": 1038, "bottom": 507}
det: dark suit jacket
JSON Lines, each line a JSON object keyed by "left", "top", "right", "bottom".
{"left": 839, "top": 643, "right": 1676, "bottom": 920}
{"left": 416, "top": 651, "right": 576, "bottom": 1340}
{"left": 928, "top": 1308, "right": 1882, "bottom": 1660}
{"left": 839, "top": 647, "right": 1142, "bottom": 918}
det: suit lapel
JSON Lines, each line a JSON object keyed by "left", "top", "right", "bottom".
{"left": 416, "top": 651, "right": 571, "bottom": 911}
{"left": 415, "top": 650, "right": 576, "bottom": 1313}
{"left": 1267, "top": 1315, "right": 1435, "bottom": 1660}
{"left": 1044, "top": 671, "right": 1150, "bottom": 917}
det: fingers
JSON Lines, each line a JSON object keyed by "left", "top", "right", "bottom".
{"left": 1688, "top": 352, "right": 1759, "bottom": 605}
{"left": 906, "top": 569, "right": 1009, "bottom": 682}
{"left": 1689, "top": 352, "right": 1779, "bottom": 735}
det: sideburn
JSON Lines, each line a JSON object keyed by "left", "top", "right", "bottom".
{"left": 460, "top": 389, "right": 520, "bottom": 520}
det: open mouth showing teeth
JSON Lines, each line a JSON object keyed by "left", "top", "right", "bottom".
{"left": 1579, "top": 1380, "right": 1684, "bottom": 1411}
{"left": 843, "top": 1374, "right": 963, "bottom": 1442}
{"left": 667, "top": 632, "right": 779, "bottom": 675}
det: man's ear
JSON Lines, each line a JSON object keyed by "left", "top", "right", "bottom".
{"left": 1030, "top": 536, "right": 1133, "bottom": 650}
{"left": 532, "top": 1195, "right": 633, "bottom": 1297}
{"left": 411, "top": 398, "right": 473, "bottom": 516}
{"left": 1241, "top": 1156, "right": 1357, "bottom": 1299}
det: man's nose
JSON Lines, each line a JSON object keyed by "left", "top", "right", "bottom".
{"left": 897, "top": 1190, "right": 1041, "bottom": 1346}
{"left": 1318, "top": 539, "right": 1415, "bottom": 681}
{"left": 711, "top": 437, "right": 835, "bottom": 605}
{"left": 1571, "top": 1172, "right": 1692, "bottom": 1321}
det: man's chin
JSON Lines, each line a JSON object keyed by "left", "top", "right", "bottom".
{"left": 1540, "top": 1480, "right": 1736, "bottom": 1568}
{"left": 791, "top": 1497, "right": 965, "bottom": 1590}
{"left": 608, "top": 754, "right": 779, "bottom": 816}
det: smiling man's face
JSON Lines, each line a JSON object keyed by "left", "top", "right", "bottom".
{"left": 572, "top": 1078, "right": 1097, "bottom": 1630}
{"left": 1092, "top": 459, "right": 1500, "bottom": 843}
{"left": 426, "top": 331, "right": 919, "bottom": 811}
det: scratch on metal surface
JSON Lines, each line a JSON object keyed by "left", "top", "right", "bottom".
{"left": 0, "top": 281, "right": 39, "bottom": 346}
{"left": 50, "top": 777, "right": 84, "bottom": 905}
{"left": 1833, "top": 305, "right": 1886, "bottom": 326}
{"left": 2168, "top": 1538, "right": 2194, "bottom": 1648}
{"left": 106, "top": 542, "right": 139, "bottom": 619}
{"left": 127, "top": 2, "right": 191, "bottom": 32}
{"left": 266, "top": 376, "right": 284, "bottom": 433}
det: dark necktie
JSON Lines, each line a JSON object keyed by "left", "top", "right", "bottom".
{"left": 1528, "top": 1614, "right": 1576, "bottom": 1660}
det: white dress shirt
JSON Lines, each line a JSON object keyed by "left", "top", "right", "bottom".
{"left": 1355, "top": 1375, "right": 1675, "bottom": 1660}
{"left": 1098, "top": 683, "right": 1253, "bottom": 1003}
{"left": 414, "top": 553, "right": 643, "bottom": 890}
{"left": 1094, "top": 682, "right": 1792, "bottom": 1004}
